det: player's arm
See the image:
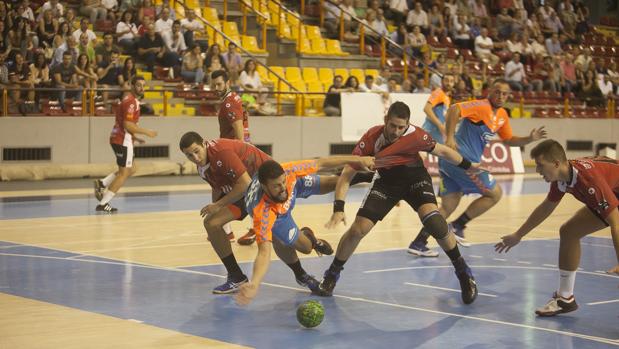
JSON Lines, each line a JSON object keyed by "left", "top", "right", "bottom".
{"left": 315, "top": 155, "right": 374, "bottom": 172}
{"left": 444, "top": 105, "right": 461, "bottom": 150}
{"left": 235, "top": 240, "right": 272, "bottom": 306}
{"left": 324, "top": 164, "right": 357, "bottom": 229}
{"left": 429, "top": 143, "right": 483, "bottom": 171}
{"left": 123, "top": 120, "right": 157, "bottom": 138}
{"left": 231, "top": 119, "right": 244, "bottom": 141}
{"left": 503, "top": 126, "right": 547, "bottom": 147}
{"left": 423, "top": 101, "right": 444, "bottom": 131}
{"left": 201, "top": 172, "right": 252, "bottom": 218}
{"left": 606, "top": 209, "right": 619, "bottom": 274}
{"left": 495, "top": 198, "right": 560, "bottom": 253}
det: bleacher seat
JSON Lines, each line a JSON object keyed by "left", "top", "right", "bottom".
{"left": 319, "top": 68, "right": 334, "bottom": 85}
{"left": 325, "top": 39, "right": 349, "bottom": 56}
{"left": 349, "top": 68, "right": 364, "bottom": 82}
{"left": 302, "top": 67, "right": 319, "bottom": 83}
{"left": 334, "top": 68, "right": 349, "bottom": 81}
{"left": 285, "top": 67, "right": 302, "bottom": 82}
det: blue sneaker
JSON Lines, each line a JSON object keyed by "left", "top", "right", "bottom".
{"left": 449, "top": 223, "right": 471, "bottom": 247}
{"left": 407, "top": 241, "right": 439, "bottom": 257}
{"left": 296, "top": 273, "right": 320, "bottom": 294}
{"left": 317, "top": 268, "right": 342, "bottom": 297}
{"left": 454, "top": 260, "right": 478, "bottom": 304}
{"left": 212, "top": 275, "right": 248, "bottom": 294}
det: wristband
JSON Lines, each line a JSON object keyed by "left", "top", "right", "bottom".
{"left": 457, "top": 158, "right": 472, "bottom": 170}
{"left": 333, "top": 200, "right": 345, "bottom": 213}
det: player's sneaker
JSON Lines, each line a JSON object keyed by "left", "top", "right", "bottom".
{"left": 454, "top": 258, "right": 478, "bottom": 304}
{"left": 449, "top": 223, "right": 471, "bottom": 247}
{"left": 94, "top": 179, "right": 105, "bottom": 201}
{"left": 296, "top": 273, "right": 320, "bottom": 294}
{"left": 95, "top": 203, "right": 117, "bottom": 213}
{"left": 302, "top": 227, "right": 334, "bottom": 256}
{"left": 317, "top": 267, "right": 342, "bottom": 297}
{"left": 237, "top": 229, "right": 256, "bottom": 245}
{"left": 535, "top": 292, "right": 578, "bottom": 316}
{"left": 212, "top": 275, "right": 248, "bottom": 294}
{"left": 407, "top": 241, "right": 439, "bottom": 257}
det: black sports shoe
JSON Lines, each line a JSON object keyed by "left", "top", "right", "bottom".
{"left": 301, "top": 227, "right": 333, "bottom": 256}
{"left": 455, "top": 261, "right": 478, "bottom": 305}
{"left": 96, "top": 203, "right": 118, "bottom": 213}
{"left": 94, "top": 179, "right": 105, "bottom": 201}
{"left": 317, "top": 267, "right": 342, "bottom": 297}
{"left": 296, "top": 273, "right": 321, "bottom": 294}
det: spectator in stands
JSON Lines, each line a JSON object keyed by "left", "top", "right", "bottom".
{"left": 575, "top": 47, "right": 592, "bottom": 70}
{"left": 400, "top": 78, "right": 413, "bottom": 93}
{"left": 75, "top": 53, "right": 98, "bottom": 90}
{"left": 344, "top": 75, "right": 361, "bottom": 91}
{"left": 8, "top": 52, "right": 34, "bottom": 109}
{"left": 138, "top": 23, "right": 175, "bottom": 72}
{"left": 95, "top": 33, "right": 120, "bottom": 66}
{"left": 80, "top": 0, "right": 107, "bottom": 26}
{"left": 120, "top": 0, "right": 141, "bottom": 13}
{"left": 460, "top": 64, "right": 474, "bottom": 92}
{"left": 575, "top": 2, "right": 590, "bottom": 35}
{"left": 469, "top": 17, "right": 482, "bottom": 39}
{"left": 527, "top": 13, "right": 543, "bottom": 39}
{"left": 496, "top": 7, "right": 515, "bottom": 39}
{"left": 38, "top": 10, "right": 58, "bottom": 49}
{"left": 18, "top": 0, "right": 35, "bottom": 23}
{"left": 506, "top": 32, "right": 523, "bottom": 56}
{"left": 559, "top": 3, "right": 577, "bottom": 37}
{"left": 442, "top": 6, "right": 454, "bottom": 36}
{"left": 239, "top": 59, "right": 268, "bottom": 104}
{"left": 390, "top": 23, "right": 409, "bottom": 56}
{"left": 607, "top": 61, "right": 618, "bottom": 86}
{"left": 223, "top": 43, "right": 242, "bottom": 87}
{"left": 537, "top": 3, "right": 555, "bottom": 21}
{"left": 78, "top": 32, "right": 96, "bottom": 63}
{"left": 30, "top": 52, "right": 52, "bottom": 92}
{"left": 162, "top": 20, "right": 186, "bottom": 58}
{"left": 137, "top": 16, "right": 153, "bottom": 36}
{"left": 116, "top": 10, "right": 139, "bottom": 54}
{"left": 406, "top": 2, "right": 428, "bottom": 34}
{"left": 39, "top": 0, "right": 64, "bottom": 19}
{"left": 474, "top": 27, "right": 498, "bottom": 64}
{"left": 155, "top": 8, "right": 173, "bottom": 34}
{"left": 543, "top": 11, "right": 564, "bottom": 35}
{"left": 453, "top": 14, "right": 472, "bottom": 50}
{"left": 323, "top": 75, "right": 346, "bottom": 116}
{"left": 360, "top": 74, "right": 387, "bottom": 93}
{"left": 384, "top": 0, "right": 408, "bottom": 26}
{"left": 545, "top": 33, "right": 562, "bottom": 56}
{"left": 412, "top": 77, "right": 430, "bottom": 93}
{"left": 102, "top": 0, "right": 118, "bottom": 22}
{"left": 505, "top": 52, "right": 539, "bottom": 92}
{"left": 539, "top": 55, "right": 562, "bottom": 93}
{"left": 470, "top": 0, "right": 488, "bottom": 24}
{"left": 139, "top": 0, "right": 157, "bottom": 24}
{"left": 54, "top": 22, "right": 71, "bottom": 52}
{"left": 530, "top": 34, "right": 548, "bottom": 62}
{"left": 443, "top": 0, "right": 457, "bottom": 16}
{"left": 180, "top": 9, "right": 203, "bottom": 50}
{"left": 375, "top": 67, "right": 391, "bottom": 88}
{"left": 0, "top": 55, "right": 8, "bottom": 87}
{"left": 204, "top": 44, "right": 227, "bottom": 74}
{"left": 323, "top": 0, "right": 342, "bottom": 38}
{"left": 120, "top": 57, "right": 137, "bottom": 88}
{"left": 559, "top": 53, "right": 576, "bottom": 93}
{"left": 51, "top": 36, "right": 79, "bottom": 68}
{"left": 408, "top": 25, "right": 426, "bottom": 57}
{"left": 181, "top": 44, "right": 204, "bottom": 85}
{"left": 156, "top": 0, "right": 176, "bottom": 20}
{"left": 578, "top": 69, "right": 604, "bottom": 106}
{"left": 364, "top": 9, "right": 388, "bottom": 45}
{"left": 52, "top": 50, "right": 81, "bottom": 110}
{"left": 429, "top": 64, "right": 447, "bottom": 90}
{"left": 72, "top": 19, "right": 97, "bottom": 44}
{"left": 96, "top": 50, "right": 122, "bottom": 101}
{"left": 594, "top": 58, "right": 607, "bottom": 75}
{"left": 428, "top": 4, "right": 445, "bottom": 37}
{"left": 7, "top": 17, "right": 32, "bottom": 61}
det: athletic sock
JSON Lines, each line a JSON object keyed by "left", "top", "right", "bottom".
{"left": 101, "top": 172, "right": 117, "bottom": 187}
{"left": 223, "top": 222, "right": 232, "bottom": 235}
{"left": 558, "top": 269, "right": 576, "bottom": 298}
{"left": 328, "top": 257, "right": 346, "bottom": 273}
{"left": 221, "top": 254, "right": 244, "bottom": 280}
{"left": 100, "top": 190, "right": 116, "bottom": 205}
{"left": 287, "top": 260, "right": 307, "bottom": 279}
{"left": 445, "top": 245, "right": 462, "bottom": 262}
{"left": 452, "top": 212, "right": 471, "bottom": 230}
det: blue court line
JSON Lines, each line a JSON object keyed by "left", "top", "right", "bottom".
{"left": 1, "top": 237, "right": 618, "bottom": 348}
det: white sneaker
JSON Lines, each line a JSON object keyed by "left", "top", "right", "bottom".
{"left": 535, "top": 292, "right": 578, "bottom": 316}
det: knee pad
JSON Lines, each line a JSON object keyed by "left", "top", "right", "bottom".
{"left": 421, "top": 211, "right": 449, "bottom": 240}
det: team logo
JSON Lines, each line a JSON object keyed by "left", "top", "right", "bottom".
{"left": 216, "top": 160, "right": 222, "bottom": 167}
{"left": 588, "top": 187, "right": 595, "bottom": 195}
{"left": 225, "top": 103, "right": 231, "bottom": 108}
{"left": 599, "top": 200, "right": 609, "bottom": 211}
{"left": 227, "top": 169, "right": 236, "bottom": 178}
{"left": 303, "top": 175, "right": 314, "bottom": 188}
{"left": 359, "top": 141, "right": 365, "bottom": 149}
{"left": 423, "top": 134, "right": 428, "bottom": 140}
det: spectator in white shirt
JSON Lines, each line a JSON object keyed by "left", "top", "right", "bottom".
{"left": 360, "top": 74, "right": 388, "bottom": 93}
{"left": 180, "top": 9, "right": 203, "bottom": 49}
{"left": 19, "top": 0, "right": 36, "bottom": 22}
{"left": 162, "top": 20, "right": 186, "bottom": 55}
{"left": 116, "top": 10, "right": 139, "bottom": 54}
{"left": 505, "top": 52, "right": 532, "bottom": 91}
{"left": 474, "top": 27, "right": 498, "bottom": 64}
{"left": 80, "top": 0, "right": 107, "bottom": 25}
{"left": 386, "top": 0, "right": 408, "bottom": 25}
{"left": 39, "top": 0, "right": 64, "bottom": 20}
{"left": 156, "top": 0, "right": 176, "bottom": 20}
{"left": 72, "top": 18, "right": 97, "bottom": 44}
{"left": 453, "top": 14, "right": 472, "bottom": 49}
{"left": 155, "top": 8, "right": 173, "bottom": 34}
{"left": 598, "top": 74, "right": 614, "bottom": 97}
{"left": 406, "top": 2, "right": 428, "bottom": 33}
{"left": 529, "top": 34, "right": 548, "bottom": 60}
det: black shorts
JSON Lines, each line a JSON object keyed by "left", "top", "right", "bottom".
{"left": 589, "top": 192, "right": 619, "bottom": 227}
{"left": 111, "top": 143, "right": 134, "bottom": 168}
{"left": 357, "top": 167, "right": 437, "bottom": 224}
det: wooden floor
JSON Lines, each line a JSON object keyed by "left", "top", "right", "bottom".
{"left": 1, "top": 176, "right": 617, "bottom": 348}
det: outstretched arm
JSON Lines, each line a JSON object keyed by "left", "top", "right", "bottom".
{"left": 495, "top": 198, "right": 559, "bottom": 253}
{"left": 236, "top": 240, "right": 272, "bottom": 305}
{"left": 503, "top": 126, "right": 547, "bottom": 147}
{"left": 325, "top": 164, "right": 357, "bottom": 229}
{"left": 606, "top": 209, "right": 619, "bottom": 273}
{"left": 315, "top": 155, "right": 374, "bottom": 172}
{"left": 444, "top": 105, "right": 461, "bottom": 150}
{"left": 201, "top": 172, "right": 252, "bottom": 218}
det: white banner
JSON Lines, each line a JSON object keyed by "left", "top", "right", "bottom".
{"left": 341, "top": 92, "right": 430, "bottom": 142}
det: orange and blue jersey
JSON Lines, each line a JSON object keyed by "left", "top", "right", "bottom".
{"left": 244, "top": 160, "right": 321, "bottom": 245}
{"left": 454, "top": 99, "right": 513, "bottom": 162}
{"left": 422, "top": 88, "right": 450, "bottom": 143}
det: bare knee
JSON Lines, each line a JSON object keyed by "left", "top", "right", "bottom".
{"left": 559, "top": 223, "right": 574, "bottom": 240}
{"left": 486, "top": 185, "right": 503, "bottom": 203}
{"left": 347, "top": 223, "right": 368, "bottom": 241}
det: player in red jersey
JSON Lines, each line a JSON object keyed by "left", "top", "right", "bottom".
{"left": 211, "top": 69, "right": 254, "bottom": 243}
{"left": 94, "top": 76, "right": 157, "bottom": 212}
{"left": 495, "top": 139, "right": 619, "bottom": 316}
{"left": 317, "top": 102, "right": 483, "bottom": 304}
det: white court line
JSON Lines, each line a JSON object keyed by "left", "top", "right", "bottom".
{"left": 579, "top": 242, "right": 614, "bottom": 248}
{"left": 542, "top": 264, "right": 557, "bottom": 268}
{"left": 1, "top": 252, "right": 618, "bottom": 346}
{"left": 493, "top": 258, "right": 507, "bottom": 262}
{"left": 587, "top": 299, "right": 619, "bottom": 306}
{"left": 517, "top": 261, "right": 531, "bottom": 265}
{"left": 469, "top": 255, "right": 483, "bottom": 258}
{"left": 404, "top": 282, "right": 498, "bottom": 298}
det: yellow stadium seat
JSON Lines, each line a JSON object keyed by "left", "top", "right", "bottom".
{"left": 269, "top": 66, "right": 285, "bottom": 83}
{"left": 140, "top": 71, "right": 153, "bottom": 81}
{"left": 334, "top": 68, "right": 349, "bottom": 81}
{"left": 241, "top": 35, "right": 265, "bottom": 53}
{"left": 202, "top": 8, "right": 218, "bottom": 22}
{"left": 144, "top": 91, "right": 162, "bottom": 100}
{"left": 298, "top": 38, "right": 312, "bottom": 54}
{"left": 290, "top": 24, "right": 307, "bottom": 41}
{"left": 325, "top": 39, "right": 349, "bottom": 56}
{"left": 305, "top": 25, "right": 322, "bottom": 40}
{"left": 175, "top": 4, "right": 185, "bottom": 19}
{"left": 286, "top": 12, "right": 301, "bottom": 27}
{"left": 310, "top": 38, "right": 327, "bottom": 55}
{"left": 279, "top": 23, "right": 293, "bottom": 39}
{"left": 306, "top": 81, "right": 324, "bottom": 100}
{"left": 318, "top": 68, "right": 334, "bottom": 85}
{"left": 185, "top": 0, "right": 199, "bottom": 8}
{"left": 285, "top": 67, "right": 302, "bottom": 82}
{"left": 256, "top": 65, "right": 272, "bottom": 84}
{"left": 365, "top": 69, "right": 379, "bottom": 80}
{"left": 302, "top": 67, "right": 318, "bottom": 83}
{"left": 223, "top": 22, "right": 240, "bottom": 37}
{"left": 349, "top": 68, "right": 364, "bottom": 82}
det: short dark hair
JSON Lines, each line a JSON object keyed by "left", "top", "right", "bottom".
{"left": 386, "top": 101, "right": 410, "bottom": 120}
{"left": 62, "top": 51, "right": 73, "bottom": 57}
{"left": 365, "top": 75, "right": 374, "bottom": 80}
{"left": 179, "top": 131, "right": 203, "bottom": 150}
{"left": 258, "top": 160, "right": 285, "bottom": 185}
{"left": 491, "top": 78, "right": 509, "bottom": 87}
{"left": 173, "top": 20, "right": 181, "bottom": 26}
{"left": 530, "top": 139, "right": 567, "bottom": 163}
{"left": 131, "top": 76, "right": 144, "bottom": 86}
{"left": 211, "top": 70, "right": 229, "bottom": 82}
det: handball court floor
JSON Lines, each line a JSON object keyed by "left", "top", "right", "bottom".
{"left": 1, "top": 174, "right": 618, "bottom": 348}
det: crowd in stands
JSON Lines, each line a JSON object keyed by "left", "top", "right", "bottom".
{"left": 0, "top": 0, "right": 617, "bottom": 116}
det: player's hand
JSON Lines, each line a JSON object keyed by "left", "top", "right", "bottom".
{"left": 607, "top": 264, "right": 619, "bottom": 275}
{"left": 445, "top": 136, "right": 458, "bottom": 151}
{"left": 235, "top": 282, "right": 259, "bottom": 306}
{"left": 145, "top": 129, "right": 158, "bottom": 138}
{"left": 325, "top": 211, "right": 346, "bottom": 229}
{"left": 200, "top": 202, "right": 222, "bottom": 218}
{"left": 529, "top": 126, "right": 547, "bottom": 142}
{"left": 134, "top": 136, "right": 146, "bottom": 144}
{"left": 358, "top": 156, "right": 375, "bottom": 171}
{"left": 494, "top": 233, "right": 521, "bottom": 253}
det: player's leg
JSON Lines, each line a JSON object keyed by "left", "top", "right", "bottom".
{"left": 318, "top": 180, "right": 399, "bottom": 296}
{"left": 536, "top": 207, "right": 608, "bottom": 316}
{"left": 96, "top": 144, "right": 136, "bottom": 212}
{"left": 94, "top": 171, "right": 118, "bottom": 201}
{"left": 271, "top": 226, "right": 321, "bottom": 293}
{"left": 203, "top": 203, "right": 248, "bottom": 294}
